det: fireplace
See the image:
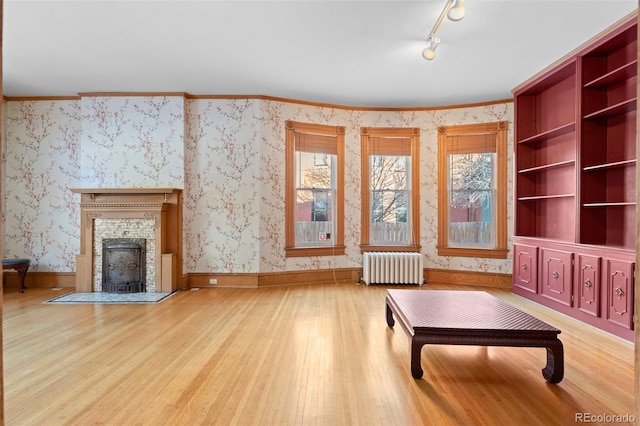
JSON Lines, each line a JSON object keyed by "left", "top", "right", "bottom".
{"left": 93, "top": 219, "right": 156, "bottom": 292}
{"left": 102, "top": 238, "right": 146, "bottom": 293}
{"left": 71, "top": 188, "right": 183, "bottom": 293}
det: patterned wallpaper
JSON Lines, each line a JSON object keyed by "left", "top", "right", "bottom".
{"left": 2, "top": 96, "right": 513, "bottom": 276}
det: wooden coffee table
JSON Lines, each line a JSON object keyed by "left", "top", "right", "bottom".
{"left": 385, "top": 289, "right": 564, "bottom": 383}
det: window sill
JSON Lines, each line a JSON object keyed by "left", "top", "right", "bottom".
{"left": 285, "top": 245, "right": 346, "bottom": 257}
{"left": 359, "top": 245, "right": 421, "bottom": 253}
{"left": 437, "top": 246, "right": 508, "bottom": 259}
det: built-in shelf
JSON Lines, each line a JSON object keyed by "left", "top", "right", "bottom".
{"left": 517, "top": 122, "right": 575, "bottom": 145}
{"left": 519, "top": 160, "right": 575, "bottom": 174}
{"left": 582, "top": 201, "right": 636, "bottom": 207}
{"left": 583, "top": 159, "right": 636, "bottom": 171}
{"left": 583, "top": 60, "right": 638, "bottom": 88}
{"left": 512, "top": 13, "right": 637, "bottom": 341}
{"left": 518, "top": 194, "right": 575, "bottom": 201}
{"left": 583, "top": 98, "right": 637, "bottom": 120}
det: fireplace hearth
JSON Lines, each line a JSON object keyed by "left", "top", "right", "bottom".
{"left": 102, "top": 238, "right": 146, "bottom": 293}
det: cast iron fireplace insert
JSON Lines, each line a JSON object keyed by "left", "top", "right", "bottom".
{"left": 102, "top": 238, "right": 146, "bottom": 293}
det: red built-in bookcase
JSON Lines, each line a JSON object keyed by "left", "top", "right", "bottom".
{"left": 512, "top": 12, "right": 637, "bottom": 341}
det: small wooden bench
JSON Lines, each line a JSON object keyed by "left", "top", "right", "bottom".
{"left": 386, "top": 289, "right": 564, "bottom": 383}
{"left": 2, "top": 259, "right": 31, "bottom": 293}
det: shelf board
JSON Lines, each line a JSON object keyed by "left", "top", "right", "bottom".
{"left": 583, "top": 159, "right": 636, "bottom": 171}
{"left": 582, "top": 201, "right": 636, "bottom": 207}
{"left": 518, "top": 194, "right": 575, "bottom": 201}
{"left": 519, "top": 160, "right": 575, "bottom": 174}
{"left": 583, "top": 60, "right": 637, "bottom": 88}
{"left": 517, "top": 122, "right": 576, "bottom": 145}
{"left": 583, "top": 98, "right": 637, "bottom": 120}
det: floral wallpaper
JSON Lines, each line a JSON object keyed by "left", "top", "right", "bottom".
{"left": 184, "top": 99, "right": 260, "bottom": 273}
{"left": 3, "top": 100, "right": 81, "bottom": 271}
{"left": 2, "top": 95, "right": 513, "bottom": 276}
{"left": 79, "top": 96, "right": 185, "bottom": 188}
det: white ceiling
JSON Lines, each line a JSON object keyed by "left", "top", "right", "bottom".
{"left": 3, "top": 0, "right": 638, "bottom": 107}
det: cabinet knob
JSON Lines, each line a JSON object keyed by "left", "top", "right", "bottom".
{"left": 584, "top": 279, "right": 592, "bottom": 289}
{"left": 552, "top": 271, "right": 559, "bottom": 280}
{"left": 522, "top": 263, "right": 527, "bottom": 271}
{"left": 615, "top": 287, "right": 624, "bottom": 298}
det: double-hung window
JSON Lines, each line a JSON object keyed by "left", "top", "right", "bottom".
{"left": 285, "top": 121, "right": 345, "bottom": 257}
{"left": 437, "top": 122, "right": 508, "bottom": 258}
{"left": 360, "top": 127, "right": 420, "bottom": 252}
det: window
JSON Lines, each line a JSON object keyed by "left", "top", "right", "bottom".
{"left": 285, "top": 121, "right": 345, "bottom": 257}
{"left": 437, "top": 122, "right": 508, "bottom": 258}
{"left": 360, "top": 127, "right": 420, "bottom": 252}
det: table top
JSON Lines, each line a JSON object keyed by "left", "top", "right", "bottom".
{"left": 2, "top": 258, "right": 30, "bottom": 266}
{"left": 387, "top": 289, "right": 560, "bottom": 334}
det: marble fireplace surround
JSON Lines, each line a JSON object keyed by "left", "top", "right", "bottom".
{"left": 71, "top": 188, "right": 183, "bottom": 293}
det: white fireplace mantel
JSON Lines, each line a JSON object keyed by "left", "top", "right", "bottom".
{"left": 70, "top": 188, "right": 183, "bottom": 293}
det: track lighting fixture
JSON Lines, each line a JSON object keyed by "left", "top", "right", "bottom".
{"left": 423, "top": 0, "right": 465, "bottom": 60}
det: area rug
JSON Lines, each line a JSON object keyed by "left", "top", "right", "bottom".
{"left": 43, "top": 291, "right": 175, "bottom": 304}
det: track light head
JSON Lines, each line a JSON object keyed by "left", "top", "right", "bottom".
{"left": 447, "top": 0, "right": 465, "bottom": 21}
{"left": 422, "top": 37, "right": 440, "bottom": 60}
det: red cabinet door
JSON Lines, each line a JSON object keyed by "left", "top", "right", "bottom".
{"left": 513, "top": 244, "right": 537, "bottom": 294}
{"left": 576, "top": 254, "right": 600, "bottom": 317}
{"left": 540, "top": 248, "right": 573, "bottom": 307}
{"left": 605, "top": 259, "right": 634, "bottom": 329}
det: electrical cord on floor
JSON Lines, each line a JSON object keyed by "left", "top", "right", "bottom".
{"left": 331, "top": 239, "right": 339, "bottom": 286}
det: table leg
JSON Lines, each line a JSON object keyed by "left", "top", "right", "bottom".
{"left": 542, "top": 339, "right": 564, "bottom": 383}
{"left": 17, "top": 264, "right": 28, "bottom": 293}
{"left": 410, "top": 338, "right": 424, "bottom": 379}
{"left": 386, "top": 300, "right": 395, "bottom": 327}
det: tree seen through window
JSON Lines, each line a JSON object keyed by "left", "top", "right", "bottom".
{"left": 448, "top": 152, "right": 495, "bottom": 246}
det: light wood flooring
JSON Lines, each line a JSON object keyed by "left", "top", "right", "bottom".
{"left": 2, "top": 282, "right": 635, "bottom": 425}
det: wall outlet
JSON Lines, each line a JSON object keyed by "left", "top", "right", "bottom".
{"left": 209, "top": 278, "right": 218, "bottom": 284}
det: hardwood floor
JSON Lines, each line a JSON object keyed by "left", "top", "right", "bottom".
{"left": 3, "top": 282, "right": 635, "bottom": 425}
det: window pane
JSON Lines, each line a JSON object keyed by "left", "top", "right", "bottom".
{"left": 370, "top": 155, "right": 410, "bottom": 244}
{"left": 295, "top": 152, "right": 332, "bottom": 189}
{"left": 448, "top": 153, "right": 495, "bottom": 247}
{"left": 295, "top": 151, "right": 335, "bottom": 245}
{"left": 371, "top": 190, "right": 407, "bottom": 223}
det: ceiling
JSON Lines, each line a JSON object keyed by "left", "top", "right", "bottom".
{"left": 3, "top": 0, "right": 638, "bottom": 108}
